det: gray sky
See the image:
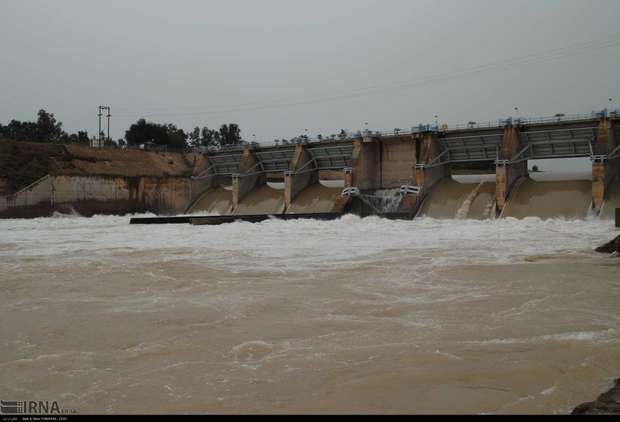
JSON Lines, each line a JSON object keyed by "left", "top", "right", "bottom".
{"left": 2, "top": 0, "right": 620, "bottom": 143}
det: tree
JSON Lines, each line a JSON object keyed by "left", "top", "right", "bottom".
{"left": 36, "top": 109, "right": 63, "bottom": 142}
{"left": 77, "top": 131, "right": 89, "bottom": 145}
{"left": 219, "top": 123, "right": 241, "bottom": 146}
{"left": 200, "top": 127, "right": 221, "bottom": 148}
{"left": 188, "top": 127, "right": 201, "bottom": 147}
{"left": 124, "top": 119, "right": 188, "bottom": 149}
{"left": 1, "top": 109, "right": 88, "bottom": 144}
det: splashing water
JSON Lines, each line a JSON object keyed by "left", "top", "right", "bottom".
{"left": 359, "top": 188, "right": 403, "bottom": 213}
{"left": 455, "top": 182, "right": 486, "bottom": 219}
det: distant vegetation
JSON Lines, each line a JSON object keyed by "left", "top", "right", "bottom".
{"left": 125, "top": 120, "right": 242, "bottom": 150}
{"left": 0, "top": 109, "right": 90, "bottom": 145}
{"left": 1, "top": 109, "right": 244, "bottom": 150}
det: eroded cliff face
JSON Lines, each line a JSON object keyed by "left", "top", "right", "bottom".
{"left": 0, "top": 141, "right": 207, "bottom": 218}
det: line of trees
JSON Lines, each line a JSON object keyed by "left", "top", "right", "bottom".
{"left": 0, "top": 110, "right": 244, "bottom": 150}
{"left": 0, "top": 109, "right": 90, "bottom": 145}
{"left": 125, "top": 120, "right": 242, "bottom": 149}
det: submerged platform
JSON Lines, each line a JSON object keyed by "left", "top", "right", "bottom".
{"left": 129, "top": 212, "right": 413, "bottom": 226}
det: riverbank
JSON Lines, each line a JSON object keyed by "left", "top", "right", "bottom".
{"left": 573, "top": 379, "right": 620, "bottom": 414}
{"left": 0, "top": 141, "right": 209, "bottom": 217}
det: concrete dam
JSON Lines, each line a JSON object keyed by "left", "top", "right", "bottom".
{"left": 185, "top": 112, "right": 620, "bottom": 221}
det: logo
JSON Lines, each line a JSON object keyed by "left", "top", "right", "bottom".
{"left": 0, "top": 401, "right": 24, "bottom": 414}
{"left": 0, "top": 400, "right": 75, "bottom": 415}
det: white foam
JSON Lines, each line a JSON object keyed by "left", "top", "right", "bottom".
{"left": 0, "top": 215, "right": 614, "bottom": 273}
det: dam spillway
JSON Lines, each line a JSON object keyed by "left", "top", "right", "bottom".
{"left": 187, "top": 186, "right": 233, "bottom": 215}
{"left": 8, "top": 111, "right": 618, "bottom": 221}
{"left": 419, "top": 179, "right": 496, "bottom": 220}
{"left": 180, "top": 112, "right": 619, "bottom": 222}
{"left": 286, "top": 183, "right": 343, "bottom": 214}
{"left": 233, "top": 185, "right": 286, "bottom": 216}
{"left": 502, "top": 179, "right": 593, "bottom": 220}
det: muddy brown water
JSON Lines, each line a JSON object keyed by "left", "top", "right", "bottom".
{"left": 0, "top": 216, "right": 618, "bottom": 414}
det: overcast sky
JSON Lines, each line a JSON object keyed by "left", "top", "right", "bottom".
{"left": 2, "top": 0, "right": 620, "bottom": 144}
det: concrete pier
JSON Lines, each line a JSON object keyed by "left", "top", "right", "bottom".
{"left": 232, "top": 148, "right": 261, "bottom": 209}
{"left": 284, "top": 145, "right": 316, "bottom": 210}
{"left": 496, "top": 125, "right": 528, "bottom": 213}
{"left": 592, "top": 118, "right": 619, "bottom": 213}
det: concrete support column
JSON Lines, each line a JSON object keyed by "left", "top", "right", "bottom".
{"left": 344, "top": 167, "right": 354, "bottom": 188}
{"left": 496, "top": 160, "right": 528, "bottom": 211}
{"left": 593, "top": 118, "right": 616, "bottom": 155}
{"left": 414, "top": 133, "right": 448, "bottom": 195}
{"left": 284, "top": 144, "right": 316, "bottom": 210}
{"left": 415, "top": 164, "right": 447, "bottom": 194}
{"left": 232, "top": 148, "right": 260, "bottom": 210}
{"left": 496, "top": 125, "right": 528, "bottom": 212}
{"left": 189, "top": 155, "right": 216, "bottom": 203}
{"left": 397, "top": 191, "right": 419, "bottom": 215}
{"left": 592, "top": 118, "right": 618, "bottom": 212}
{"left": 351, "top": 139, "right": 382, "bottom": 190}
{"left": 592, "top": 159, "right": 619, "bottom": 211}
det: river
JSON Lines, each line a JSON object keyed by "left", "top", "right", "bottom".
{"left": 0, "top": 214, "right": 619, "bottom": 414}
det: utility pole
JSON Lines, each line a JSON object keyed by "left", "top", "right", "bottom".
{"left": 106, "top": 107, "right": 111, "bottom": 143}
{"left": 97, "top": 106, "right": 102, "bottom": 147}
{"left": 97, "top": 105, "right": 111, "bottom": 147}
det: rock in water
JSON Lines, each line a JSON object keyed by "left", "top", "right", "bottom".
{"left": 595, "top": 236, "right": 620, "bottom": 254}
{"left": 572, "top": 379, "right": 620, "bottom": 415}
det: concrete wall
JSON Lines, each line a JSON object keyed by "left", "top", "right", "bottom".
{"left": 351, "top": 140, "right": 382, "bottom": 191}
{"left": 0, "top": 174, "right": 192, "bottom": 218}
{"left": 380, "top": 138, "right": 417, "bottom": 188}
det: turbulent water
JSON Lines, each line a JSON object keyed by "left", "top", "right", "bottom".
{"left": 1, "top": 214, "right": 619, "bottom": 414}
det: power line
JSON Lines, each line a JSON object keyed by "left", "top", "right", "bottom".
{"left": 110, "top": 33, "right": 620, "bottom": 119}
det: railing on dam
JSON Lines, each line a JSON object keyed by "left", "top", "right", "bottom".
{"left": 254, "top": 149, "right": 296, "bottom": 172}
{"left": 307, "top": 144, "right": 354, "bottom": 170}
{"left": 208, "top": 153, "right": 243, "bottom": 175}
{"left": 199, "top": 109, "right": 618, "bottom": 171}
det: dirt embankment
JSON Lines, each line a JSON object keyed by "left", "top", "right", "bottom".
{"left": 573, "top": 379, "right": 620, "bottom": 415}
{"left": 0, "top": 140, "right": 204, "bottom": 195}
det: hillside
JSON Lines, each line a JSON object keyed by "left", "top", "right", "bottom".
{"left": 0, "top": 140, "right": 200, "bottom": 195}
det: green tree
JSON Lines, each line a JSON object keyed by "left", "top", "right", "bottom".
{"left": 219, "top": 123, "right": 241, "bottom": 146}
{"left": 36, "top": 109, "right": 63, "bottom": 142}
{"left": 124, "top": 119, "right": 188, "bottom": 149}
{"left": 188, "top": 126, "right": 201, "bottom": 147}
